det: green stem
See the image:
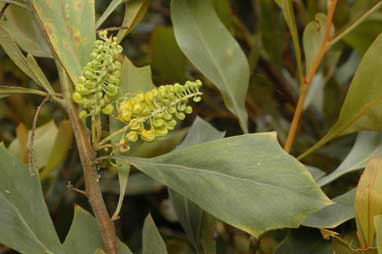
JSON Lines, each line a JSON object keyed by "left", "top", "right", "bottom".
{"left": 328, "top": 1, "right": 382, "bottom": 48}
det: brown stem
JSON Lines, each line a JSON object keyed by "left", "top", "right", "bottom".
{"left": 284, "top": 0, "right": 338, "bottom": 153}
{"left": 57, "top": 64, "right": 118, "bottom": 254}
{"left": 28, "top": 95, "right": 50, "bottom": 175}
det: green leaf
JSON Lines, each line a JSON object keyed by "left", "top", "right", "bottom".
{"left": 374, "top": 215, "right": 382, "bottom": 254}
{"left": 318, "top": 132, "right": 382, "bottom": 186}
{"left": 143, "top": 214, "right": 168, "bottom": 254}
{"left": 124, "top": 133, "right": 331, "bottom": 237}
{"left": 40, "top": 120, "right": 73, "bottom": 180}
{"left": 303, "top": 189, "right": 355, "bottom": 228}
{"left": 300, "top": 33, "right": 382, "bottom": 159}
{"left": 9, "top": 121, "right": 59, "bottom": 170}
{"left": 169, "top": 117, "right": 223, "bottom": 253}
{"left": 171, "top": 0, "right": 250, "bottom": 132}
{"left": 0, "top": 145, "right": 61, "bottom": 253}
{"left": 275, "top": 0, "right": 303, "bottom": 83}
{"left": 116, "top": 0, "right": 149, "bottom": 43}
{"left": 63, "top": 206, "right": 133, "bottom": 254}
{"left": 111, "top": 163, "right": 130, "bottom": 221}
{"left": 3, "top": 3, "right": 52, "bottom": 58}
{"left": 151, "top": 26, "right": 187, "bottom": 84}
{"left": 332, "top": 236, "right": 377, "bottom": 254}
{"left": 0, "top": 86, "right": 47, "bottom": 99}
{"left": 32, "top": 0, "right": 96, "bottom": 83}
{"left": 120, "top": 56, "right": 155, "bottom": 95}
{"left": 303, "top": 13, "right": 334, "bottom": 71}
{"left": 0, "top": 26, "right": 54, "bottom": 92}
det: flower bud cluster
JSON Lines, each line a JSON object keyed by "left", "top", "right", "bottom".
{"left": 117, "top": 80, "right": 203, "bottom": 143}
{"left": 72, "top": 30, "right": 123, "bottom": 118}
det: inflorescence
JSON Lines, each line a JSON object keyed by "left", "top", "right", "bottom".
{"left": 116, "top": 80, "right": 203, "bottom": 144}
{"left": 73, "top": 31, "right": 123, "bottom": 118}
{"left": 72, "top": 31, "right": 203, "bottom": 148}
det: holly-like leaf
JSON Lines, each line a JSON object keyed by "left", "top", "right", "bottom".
{"left": 124, "top": 133, "right": 331, "bottom": 237}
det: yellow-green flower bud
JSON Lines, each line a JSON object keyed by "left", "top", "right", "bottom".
{"left": 126, "top": 131, "right": 138, "bottom": 142}
{"left": 141, "top": 129, "right": 156, "bottom": 142}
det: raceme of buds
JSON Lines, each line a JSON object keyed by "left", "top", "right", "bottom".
{"left": 72, "top": 30, "right": 123, "bottom": 117}
{"left": 116, "top": 80, "right": 203, "bottom": 144}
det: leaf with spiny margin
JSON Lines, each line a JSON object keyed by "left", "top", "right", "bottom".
{"left": 300, "top": 33, "right": 382, "bottom": 159}
{"left": 318, "top": 132, "right": 382, "bottom": 187}
{"left": 124, "top": 132, "right": 331, "bottom": 237}
{"left": 169, "top": 117, "right": 223, "bottom": 253}
{"left": 4, "top": 3, "right": 52, "bottom": 58}
{"left": 303, "top": 189, "right": 355, "bottom": 229}
{"left": 32, "top": 0, "right": 96, "bottom": 83}
{"left": 142, "top": 215, "right": 168, "bottom": 254}
{"left": 0, "top": 25, "right": 54, "bottom": 93}
{"left": 171, "top": 0, "right": 250, "bottom": 133}
{"left": 116, "top": 0, "right": 149, "bottom": 43}
{"left": 0, "top": 145, "right": 62, "bottom": 253}
{"left": 62, "top": 206, "right": 132, "bottom": 254}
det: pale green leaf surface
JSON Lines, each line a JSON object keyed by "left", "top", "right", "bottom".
{"left": 303, "top": 189, "right": 355, "bottom": 228}
{"left": 143, "top": 215, "right": 168, "bottom": 254}
{"left": 32, "top": 0, "right": 96, "bottom": 83}
{"left": 169, "top": 117, "right": 223, "bottom": 253}
{"left": 120, "top": 57, "right": 155, "bottom": 95}
{"left": 0, "top": 145, "right": 61, "bottom": 253}
{"left": 300, "top": 33, "right": 382, "bottom": 159}
{"left": 0, "top": 25, "right": 52, "bottom": 91}
{"left": 318, "top": 132, "right": 382, "bottom": 186}
{"left": 125, "top": 133, "right": 331, "bottom": 237}
{"left": 171, "top": 0, "right": 249, "bottom": 132}
{"left": 63, "top": 206, "right": 132, "bottom": 254}
{"left": 4, "top": 3, "right": 52, "bottom": 57}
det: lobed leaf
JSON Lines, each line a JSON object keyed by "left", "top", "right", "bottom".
{"left": 125, "top": 132, "right": 332, "bottom": 237}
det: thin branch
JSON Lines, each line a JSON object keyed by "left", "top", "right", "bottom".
{"left": 28, "top": 95, "right": 50, "bottom": 175}
{"left": 328, "top": 1, "right": 382, "bottom": 48}
{"left": 57, "top": 63, "right": 118, "bottom": 254}
{"left": 284, "top": 0, "right": 338, "bottom": 153}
